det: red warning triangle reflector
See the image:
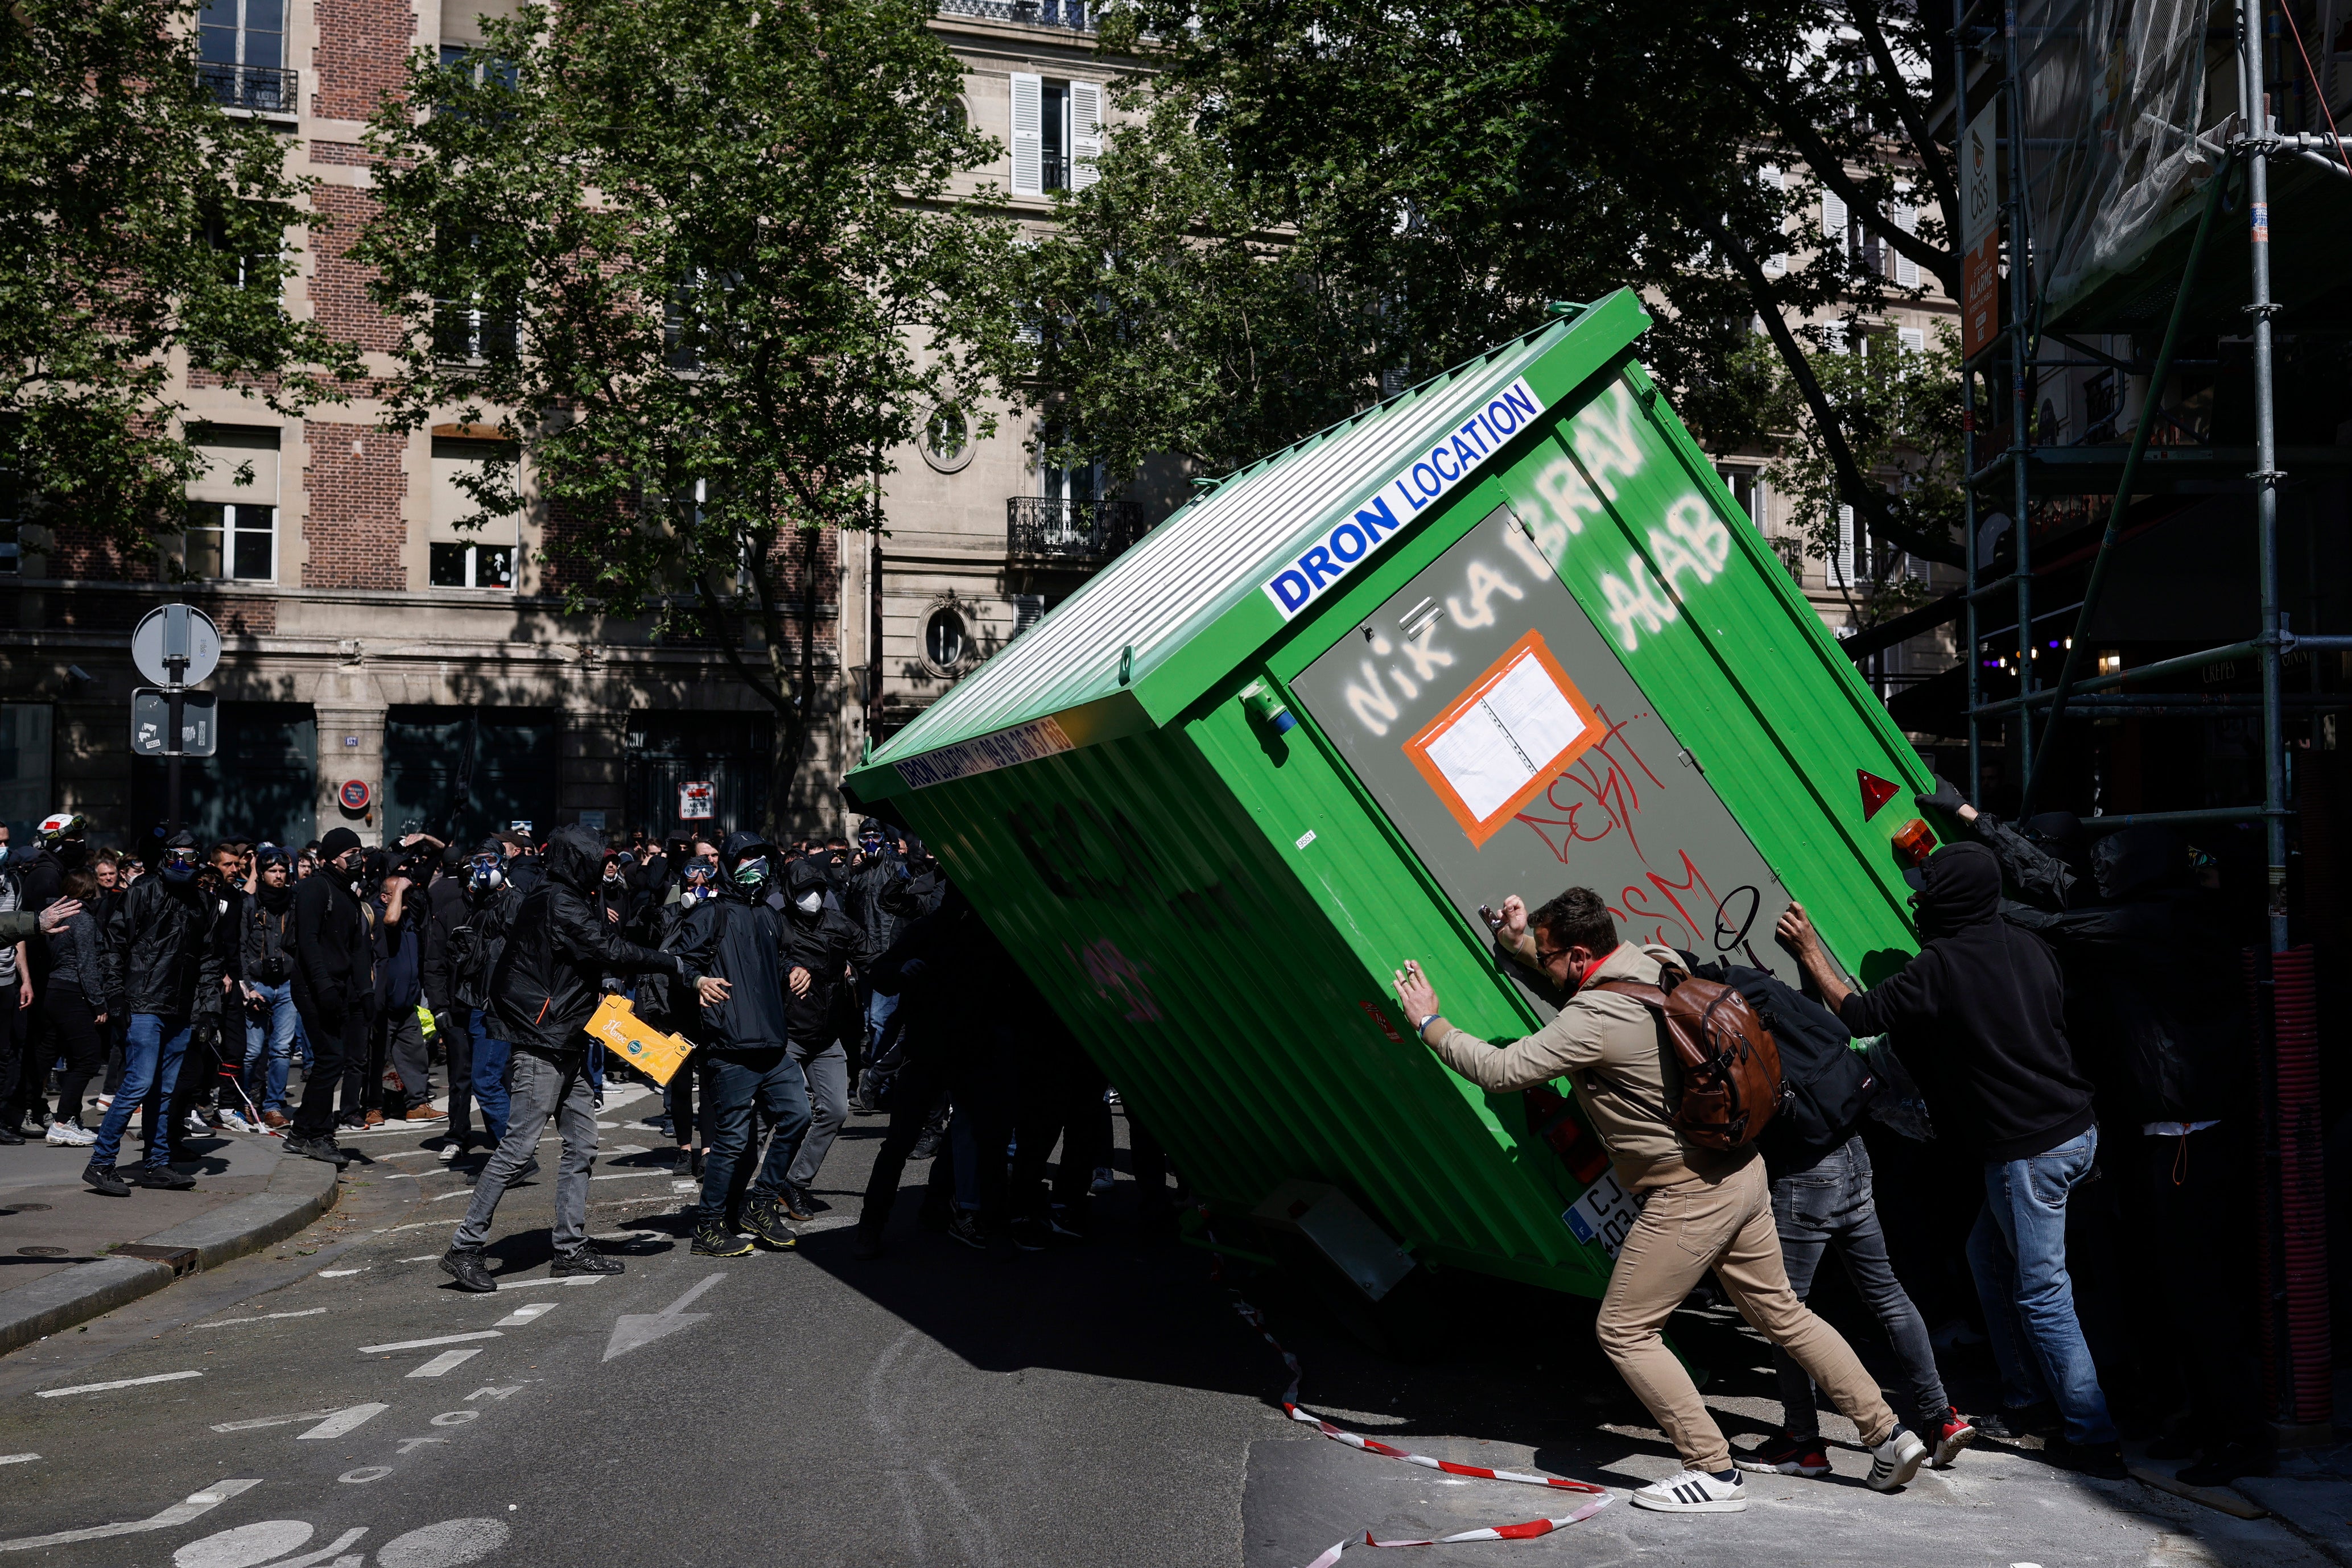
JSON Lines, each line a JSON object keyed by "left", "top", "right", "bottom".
{"left": 1858, "top": 770, "right": 1900, "bottom": 820}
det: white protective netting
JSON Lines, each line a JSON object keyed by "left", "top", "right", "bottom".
{"left": 2016, "top": 0, "right": 2222, "bottom": 315}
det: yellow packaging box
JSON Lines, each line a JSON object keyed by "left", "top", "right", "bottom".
{"left": 587, "top": 993, "right": 694, "bottom": 1087}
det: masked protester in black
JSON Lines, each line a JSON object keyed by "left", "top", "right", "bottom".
{"left": 659, "top": 832, "right": 810, "bottom": 1256}
{"left": 83, "top": 832, "right": 224, "bottom": 1195}
{"left": 285, "top": 828, "right": 370, "bottom": 1167}
{"left": 1932, "top": 789, "right": 2267, "bottom": 1485}
{"left": 442, "top": 826, "right": 707, "bottom": 1291}
{"left": 765, "top": 856, "right": 858, "bottom": 1219}
{"left": 853, "top": 889, "right": 1019, "bottom": 1256}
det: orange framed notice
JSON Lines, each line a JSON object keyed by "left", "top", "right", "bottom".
{"left": 1402, "top": 629, "right": 1603, "bottom": 847}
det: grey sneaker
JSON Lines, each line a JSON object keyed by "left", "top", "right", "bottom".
{"left": 550, "top": 1245, "right": 623, "bottom": 1276}
{"left": 1867, "top": 1427, "right": 1928, "bottom": 1492}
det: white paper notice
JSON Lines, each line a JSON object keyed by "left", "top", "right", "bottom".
{"left": 1422, "top": 651, "right": 1590, "bottom": 821}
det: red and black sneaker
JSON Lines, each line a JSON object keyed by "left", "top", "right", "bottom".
{"left": 1929, "top": 1406, "right": 1978, "bottom": 1470}
{"left": 1734, "top": 1429, "right": 1832, "bottom": 1477}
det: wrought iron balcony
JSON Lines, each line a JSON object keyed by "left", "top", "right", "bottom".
{"left": 1007, "top": 497, "right": 1147, "bottom": 566}
{"left": 935, "top": 0, "right": 1094, "bottom": 31}
{"left": 199, "top": 63, "right": 299, "bottom": 114}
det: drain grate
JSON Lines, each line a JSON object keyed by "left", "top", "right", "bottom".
{"left": 15, "top": 1246, "right": 67, "bottom": 1257}
{"left": 0, "top": 1203, "right": 53, "bottom": 1215}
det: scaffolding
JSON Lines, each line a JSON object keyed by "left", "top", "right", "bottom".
{"left": 1954, "top": 0, "right": 2347, "bottom": 1435}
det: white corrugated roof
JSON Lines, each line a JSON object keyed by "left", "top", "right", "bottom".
{"left": 870, "top": 319, "right": 1585, "bottom": 766}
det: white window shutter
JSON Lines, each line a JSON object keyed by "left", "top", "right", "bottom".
{"left": 1009, "top": 73, "right": 1042, "bottom": 197}
{"left": 1835, "top": 504, "right": 1856, "bottom": 586}
{"left": 1893, "top": 201, "right": 1920, "bottom": 287}
{"left": 1820, "top": 188, "right": 1847, "bottom": 248}
{"left": 1899, "top": 326, "right": 1926, "bottom": 353}
{"left": 1069, "top": 80, "right": 1102, "bottom": 191}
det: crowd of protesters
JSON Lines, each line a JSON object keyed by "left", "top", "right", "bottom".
{"left": 1393, "top": 778, "right": 2267, "bottom": 1513}
{"left": 0, "top": 811, "right": 1155, "bottom": 1276}
{"left": 0, "top": 783, "right": 2264, "bottom": 1511}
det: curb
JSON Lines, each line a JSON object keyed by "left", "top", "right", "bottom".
{"left": 0, "top": 1152, "right": 341, "bottom": 1358}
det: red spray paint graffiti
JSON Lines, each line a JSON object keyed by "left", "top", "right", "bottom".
{"left": 1066, "top": 936, "right": 1165, "bottom": 1024}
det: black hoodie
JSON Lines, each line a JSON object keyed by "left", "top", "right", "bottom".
{"left": 487, "top": 824, "right": 688, "bottom": 1060}
{"left": 1837, "top": 841, "right": 2095, "bottom": 1162}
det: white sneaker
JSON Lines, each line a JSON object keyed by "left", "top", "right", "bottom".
{"left": 45, "top": 1121, "right": 95, "bottom": 1147}
{"left": 94, "top": 1095, "right": 113, "bottom": 1111}
{"left": 1631, "top": 1468, "right": 1746, "bottom": 1513}
{"left": 184, "top": 1112, "right": 213, "bottom": 1137}
{"left": 219, "top": 1109, "right": 255, "bottom": 1134}
{"left": 1866, "top": 1427, "right": 1928, "bottom": 1492}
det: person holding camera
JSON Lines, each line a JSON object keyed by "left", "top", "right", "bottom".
{"left": 237, "top": 847, "right": 302, "bottom": 1128}
{"left": 1393, "top": 887, "right": 1927, "bottom": 1513}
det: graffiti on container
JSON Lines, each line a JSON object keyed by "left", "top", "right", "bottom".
{"left": 1007, "top": 798, "right": 1251, "bottom": 934}
{"left": 1066, "top": 936, "right": 1163, "bottom": 1023}
{"left": 1511, "top": 704, "right": 1666, "bottom": 864}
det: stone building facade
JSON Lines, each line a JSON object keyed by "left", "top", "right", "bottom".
{"left": 0, "top": 0, "right": 1144, "bottom": 849}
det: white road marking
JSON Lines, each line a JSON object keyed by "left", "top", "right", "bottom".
{"left": 429, "top": 1410, "right": 480, "bottom": 1426}
{"left": 603, "top": 1272, "right": 724, "bottom": 1361}
{"left": 232, "top": 1525, "right": 366, "bottom": 1567}
{"left": 481, "top": 1274, "right": 608, "bottom": 1292}
{"left": 377, "top": 1148, "right": 434, "bottom": 1159}
{"left": 200, "top": 1309, "right": 328, "bottom": 1328}
{"left": 407, "top": 1349, "right": 484, "bottom": 1379}
{"left": 170, "top": 1518, "right": 314, "bottom": 1568}
{"left": 494, "top": 1302, "right": 557, "bottom": 1327}
{"left": 298, "top": 1404, "right": 390, "bottom": 1440}
{"left": 382, "top": 1171, "right": 420, "bottom": 1181}
{"left": 34, "top": 1371, "right": 201, "bottom": 1398}
{"left": 0, "top": 1479, "right": 259, "bottom": 1551}
{"left": 397, "top": 1253, "right": 442, "bottom": 1262}
{"left": 0, "top": 1455, "right": 36, "bottom": 1466}
{"left": 360, "top": 1331, "right": 502, "bottom": 1355}
{"left": 589, "top": 1170, "right": 667, "bottom": 1182}
{"left": 209, "top": 1406, "right": 345, "bottom": 1433}
{"left": 374, "top": 1517, "right": 510, "bottom": 1567}
{"left": 317, "top": 1268, "right": 366, "bottom": 1277}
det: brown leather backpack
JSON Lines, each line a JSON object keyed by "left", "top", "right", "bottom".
{"left": 1590, "top": 964, "right": 1785, "bottom": 1150}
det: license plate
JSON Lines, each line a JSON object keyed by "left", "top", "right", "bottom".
{"left": 1562, "top": 1171, "right": 1648, "bottom": 1259}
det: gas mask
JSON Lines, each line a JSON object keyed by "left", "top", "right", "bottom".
{"left": 468, "top": 859, "right": 505, "bottom": 894}
{"left": 160, "top": 849, "right": 201, "bottom": 886}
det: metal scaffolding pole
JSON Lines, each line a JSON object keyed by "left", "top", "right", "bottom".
{"left": 2004, "top": 2, "right": 2036, "bottom": 793}
{"left": 1957, "top": 0, "right": 1982, "bottom": 804}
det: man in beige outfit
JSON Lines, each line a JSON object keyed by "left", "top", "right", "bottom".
{"left": 1393, "top": 886, "right": 1927, "bottom": 1513}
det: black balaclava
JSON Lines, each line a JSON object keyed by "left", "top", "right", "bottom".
{"left": 786, "top": 857, "right": 828, "bottom": 922}
{"left": 1909, "top": 841, "right": 2002, "bottom": 939}
{"left": 2091, "top": 825, "right": 2184, "bottom": 903}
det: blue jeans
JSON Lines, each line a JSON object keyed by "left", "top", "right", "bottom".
{"left": 470, "top": 1010, "right": 511, "bottom": 1142}
{"left": 1968, "top": 1127, "right": 2117, "bottom": 1445}
{"left": 92, "top": 1014, "right": 191, "bottom": 1170}
{"left": 696, "top": 1047, "right": 812, "bottom": 1224}
{"left": 865, "top": 989, "right": 902, "bottom": 1063}
{"left": 241, "top": 983, "right": 300, "bottom": 1115}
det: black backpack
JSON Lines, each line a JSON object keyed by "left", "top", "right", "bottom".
{"left": 1683, "top": 954, "right": 1879, "bottom": 1152}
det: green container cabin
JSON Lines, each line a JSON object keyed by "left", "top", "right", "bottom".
{"left": 844, "top": 292, "right": 1934, "bottom": 1298}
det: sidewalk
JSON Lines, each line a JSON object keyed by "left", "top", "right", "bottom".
{"left": 0, "top": 1117, "right": 339, "bottom": 1355}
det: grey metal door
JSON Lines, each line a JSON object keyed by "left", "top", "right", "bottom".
{"left": 1291, "top": 505, "right": 1797, "bottom": 985}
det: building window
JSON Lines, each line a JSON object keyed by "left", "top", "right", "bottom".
{"left": 197, "top": 0, "right": 292, "bottom": 112}
{"left": 1009, "top": 75, "right": 1100, "bottom": 197}
{"left": 185, "top": 501, "right": 277, "bottom": 580}
{"left": 431, "top": 436, "right": 520, "bottom": 591}
{"left": 921, "top": 405, "right": 973, "bottom": 473}
{"left": 183, "top": 425, "right": 282, "bottom": 582}
{"left": 924, "top": 607, "right": 969, "bottom": 671}
{"left": 430, "top": 540, "right": 515, "bottom": 589}
{"left": 1715, "top": 465, "right": 1764, "bottom": 527}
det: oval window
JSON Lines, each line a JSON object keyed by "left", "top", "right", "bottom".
{"left": 925, "top": 607, "right": 969, "bottom": 671}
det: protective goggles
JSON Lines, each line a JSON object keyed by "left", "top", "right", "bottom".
{"left": 161, "top": 847, "right": 203, "bottom": 870}
{"left": 682, "top": 858, "right": 719, "bottom": 882}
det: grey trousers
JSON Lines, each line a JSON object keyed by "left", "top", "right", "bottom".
{"left": 785, "top": 1039, "right": 849, "bottom": 1189}
{"left": 385, "top": 1006, "right": 430, "bottom": 1113}
{"left": 454, "top": 1049, "right": 597, "bottom": 1253}
{"left": 1771, "top": 1133, "right": 1950, "bottom": 1435}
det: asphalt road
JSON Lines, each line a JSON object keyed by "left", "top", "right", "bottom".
{"left": 0, "top": 1079, "right": 2325, "bottom": 1568}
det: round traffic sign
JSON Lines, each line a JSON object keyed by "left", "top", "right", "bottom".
{"left": 339, "top": 779, "right": 372, "bottom": 812}
{"left": 130, "top": 604, "right": 222, "bottom": 687}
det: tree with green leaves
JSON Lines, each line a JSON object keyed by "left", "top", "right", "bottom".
{"left": 1041, "top": 1, "right": 1962, "bottom": 567}
{"left": 0, "top": 0, "right": 355, "bottom": 564}
{"left": 357, "top": 0, "right": 1019, "bottom": 826}
{"left": 1759, "top": 323, "right": 1966, "bottom": 626}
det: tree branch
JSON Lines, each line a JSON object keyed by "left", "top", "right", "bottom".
{"left": 693, "top": 567, "right": 793, "bottom": 716}
{"left": 1849, "top": 1, "right": 1961, "bottom": 230}
{"left": 1714, "top": 50, "right": 1958, "bottom": 295}
{"left": 1691, "top": 206, "right": 1965, "bottom": 567}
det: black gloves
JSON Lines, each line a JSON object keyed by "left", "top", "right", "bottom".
{"left": 1914, "top": 776, "right": 1969, "bottom": 817}
{"left": 192, "top": 1017, "right": 220, "bottom": 1051}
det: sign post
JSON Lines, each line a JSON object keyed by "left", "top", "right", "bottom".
{"left": 678, "top": 781, "right": 715, "bottom": 823}
{"left": 130, "top": 605, "right": 222, "bottom": 836}
{"left": 1958, "top": 98, "right": 2003, "bottom": 360}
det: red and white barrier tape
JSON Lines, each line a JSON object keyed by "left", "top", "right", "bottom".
{"left": 1219, "top": 1267, "right": 1611, "bottom": 1565}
